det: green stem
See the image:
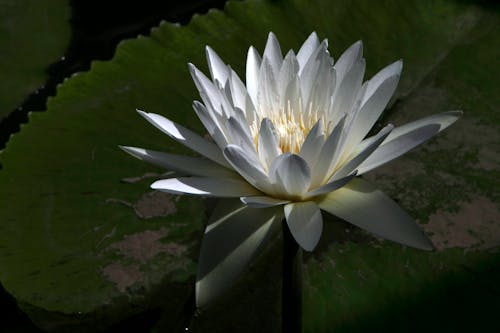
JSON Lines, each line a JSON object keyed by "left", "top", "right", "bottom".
{"left": 282, "top": 221, "right": 303, "bottom": 333}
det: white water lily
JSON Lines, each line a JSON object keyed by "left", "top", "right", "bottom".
{"left": 121, "top": 32, "right": 461, "bottom": 307}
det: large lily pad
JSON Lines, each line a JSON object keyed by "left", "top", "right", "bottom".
{"left": 0, "top": 0, "right": 498, "bottom": 331}
{"left": 0, "top": 0, "right": 71, "bottom": 120}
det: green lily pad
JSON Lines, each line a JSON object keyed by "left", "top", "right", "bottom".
{"left": 0, "top": 0, "right": 498, "bottom": 331}
{"left": 0, "top": 0, "right": 71, "bottom": 120}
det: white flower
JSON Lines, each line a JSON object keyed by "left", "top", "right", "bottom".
{"left": 122, "top": 32, "right": 461, "bottom": 307}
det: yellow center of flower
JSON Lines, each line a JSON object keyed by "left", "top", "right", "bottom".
{"left": 251, "top": 101, "right": 326, "bottom": 154}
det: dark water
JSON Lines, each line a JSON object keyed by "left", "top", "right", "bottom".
{"left": 0, "top": 1, "right": 228, "bottom": 331}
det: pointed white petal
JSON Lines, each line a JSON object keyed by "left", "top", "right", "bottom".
{"left": 120, "top": 146, "right": 237, "bottom": 179}
{"left": 307, "top": 52, "right": 335, "bottom": 114}
{"left": 246, "top": 46, "right": 262, "bottom": 106}
{"left": 137, "top": 110, "right": 230, "bottom": 168}
{"left": 306, "top": 171, "right": 357, "bottom": 197}
{"left": 331, "top": 58, "right": 366, "bottom": 117}
{"left": 318, "top": 178, "right": 433, "bottom": 250}
{"left": 272, "top": 153, "right": 311, "bottom": 196}
{"left": 357, "top": 111, "right": 462, "bottom": 174}
{"left": 386, "top": 110, "right": 463, "bottom": 141}
{"left": 278, "top": 50, "right": 299, "bottom": 106}
{"left": 227, "top": 116, "right": 256, "bottom": 155}
{"left": 333, "top": 40, "right": 363, "bottom": 84}
{"left": 228, "top": 69, "right": 247, "bottom": 111}
{"left": 241, "top": 196, "right": 289, "bottom": 208}
{"left": 332, "top": 124, "right": 393, "bottom": 180}
{"left": 284, "top": 201, "right": 323, "bottom": 251}
{"left": 300, "top": 40, "right": 328, "bottom": 107}
{"left": 206, "top": 46, "right": 229, "bottom": 86}
{"left": 188, "top": 63, "right": 222, "bottom": 114}
{"left": 192, "top": 101, "right": 228, "bottom": 148}
{"left": 311, "top": 115, "right": 346, "bottom": 187}
{"left": 297, "top": 32, "right": 320, "bottom": 69}
{"left": 362, "top": 60, "right": 402, "bottom": 106}
{"left": 258, "top": 58, "right": 279, "bottom": 113}
{"left": 196, "top": 200, "right": 282, "bottom": 307}
{"left": 262, "top": 32, "right": 283, "bottom": 76}
{"left": 299, "top": 119, "right": 324, "bottom": 168}
{"left": 258, "top": 118, "right": 282, "bottom": 169}
{"left": 347, "top": 72, "right": 401, "bottom": 147}
{"left": 151, "top": 177, "right": 260, "bottom": 197}
{"left": 223, "top": 144, "right": 270, "bottom": 191}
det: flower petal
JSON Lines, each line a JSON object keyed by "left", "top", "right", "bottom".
{"left": 228, "top": 69, "right": 248, "bottom": 111}
{"left": 311, "top": 115, "right": 346, "bottom": 187}
{"left": 296, "top": 31, "right": 320, "bottom": 69}
{"left": 192, "top": 101, "right": 228, "bottom": 148}
{"left": 270, "top": 153, "right": 311, "bottom": 197}
{"left": 246, "top": 46, "right": 262, "bottom": 106}
{"left": 226, "top": 116, "right": 256, "bottom": 155}
{"left": 119, "top": 146, "right": 237, "bottom": 179}
{"left": 240, "top": 196, "right": 289, "bottom": 208}
{"left": 258, "top": 58, "right": 279, "bottom": 113}
{"left": 196, "top": 199, "right": 282, "bottom": 307}
{"left": 346, "top": 62, "right": 402, "bottom": 147}
{"left": 278, "top": 50, "right": 299, "bottom": 107}
{"left": 331, "top": 57, "right": 366, "bottom": 118}
{"left": 332, "top": 124, "right": 393, "bottom": 180}
{"left": 300, "top": 40, "right": 328, "bottom": 109}
{"left": 206, "top": 45, "right": 229, "bottom": 86}
{"left": 333, "top": 40, "right": 363, "bottom": 84}
{"left": 151, "top": 177, "right": 260, "bottom": 197}
{"left": 188, "top": 63, "right": 222, "bottom": 114}
{"left": 137, "top": 110, "right": 230, "bottom": 168}
{"left": 223, "top": 144, "right": 270, "bottom": 191}
{"left": 299, "top": 118, "right": 324, "bottom": 168}
{"left": 284, "top": 201, "right": 323, "bottom": 251}
{"left": 362, "top": 60, "right": 402, "bottom": 107}
{"left": 318, "top": 178, "right": 433, "bottom": 250}
{"left": 262, "top": 32, "right": 283, "bottom": 76}
{"left": 258, "top": 118, "right": 282, "bottom": 169}
{"left": 357, "top": 111, "right": 462, "bottom": 174}
{"left": 306, "top": 171, "right": 357, "bottom": 197}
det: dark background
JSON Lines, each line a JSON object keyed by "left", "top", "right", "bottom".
{"left": 0, "top": 1, "right": 228, "bottom": 331}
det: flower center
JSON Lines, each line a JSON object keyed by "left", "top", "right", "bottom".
{"left": 251, "top": 101, "right": 325, "bottom": 154}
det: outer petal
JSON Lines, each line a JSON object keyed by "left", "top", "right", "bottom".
{"left": 240, "top": 196, "right": 289, "bottom": 208}
{"left": 305, "top": 171, "right": 357, "bottom": 198}
{"left": 206, "top": 45, "right": 229, "bottom": 86}
{"left": 310, "top": 115, "right": 346, "bottom": 187}
{"left": 223, "top": 144, "right": 271, "bottom": 192}
{"left": 151, "top": 177, "right": 260, "bottom": 197}
{"left": 258, "top": 118, "right": 282, "bottom": 169}
{"left": 246, "top": 46, "right": 262, "bottom": 105}
{"left": 119, "top": 146, "right": 237, "bottom": 179}
{"left": 284, "top": 201, "right": 323, "bottom": 251}
{"left": 332, "top": 124, "right": 393, "bottom": 180}
{"left": 192, "top": 101, "right": 228, "bottom": 148}
{"left": 331, "top": 57, "right": 366, "bottom": 118}
{"left": 296, "top": 31, "right": 320, "bottom": 69}
{"left": 357, "top": 111, "right": 462, "bottom": 174}
{"left": 196, "top": 199, "right": 282, "bottom": 307}
{"left": 333, "top": 40, "right": 363, "bottom": 84}
{"left": 137, "top": 110, "right": 230, "bottom": 168}
{"left": 317, "top": 178, "right": 433, "bottom": 250}
{"left": 299, "top": 119, "right": 325, "bottom": 168}
{"left": 188, "top": 63, "right": 222, "bottom": 114}
{"left": 346, "top": 61, "right": 402, "bottom": 148}
{"left": 262, "top": 32, "right": 283, "bottom": 76}
{"left": 271, "top": 153, "right": 311, "bottom": 197}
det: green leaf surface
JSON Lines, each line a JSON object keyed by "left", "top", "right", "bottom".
{"left": 0, "top": 0, "right": 71, "bottom": 120}
{"left": 0, "top": 0, "right": 498, "bottom": 331}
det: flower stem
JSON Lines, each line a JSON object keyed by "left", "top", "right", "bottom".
{"left": 282, "top": 221, "right": 303, "bottom": 333}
